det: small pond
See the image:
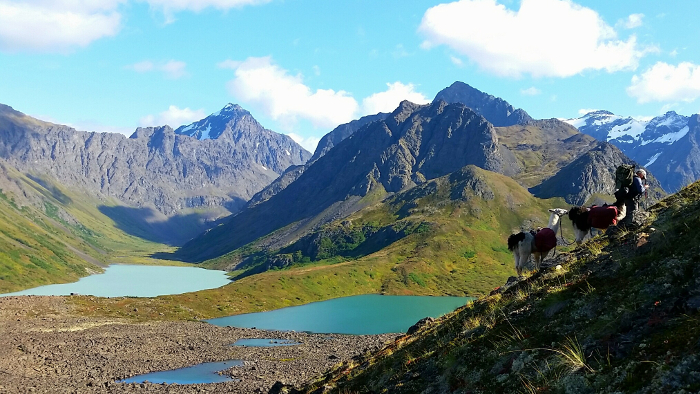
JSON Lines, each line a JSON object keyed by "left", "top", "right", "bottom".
{"left": 0, "top": 265, "right": 231, "bottom": 298}
{"left": 119, "top": 360, "right": 243, "bottom": 384}
{"left": 231, "top": 338, "right": 300, "bottom": 347}
{"left": 208, "top": 294, "right": 473, "bottom": 335}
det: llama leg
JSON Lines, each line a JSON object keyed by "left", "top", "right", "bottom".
{"left": 517, "top": 247, "right": 530, "bottom": 276}
{"left": 514, "top": 248, "right": 521, "bottom": 276}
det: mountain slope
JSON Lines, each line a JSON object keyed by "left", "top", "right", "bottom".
{"left": 204, "top": 165, "right": 572, "bottom": 288}
{"left": 298, "top": 179, "right": 700, "bottom": 394}
{"left": 0, "top": 159, "right": 179, "bottom": 293}
{"left": 174, "top": 100, "right": 521, "bottom": 262}
{"left": 530, "top": 142, "right": 665, "bottom": 205}
{"left": 494, "top": 119, "right": 602, "bottom": 188}
{"left": 309, "top": 112, "right": 389, "bottom": 163}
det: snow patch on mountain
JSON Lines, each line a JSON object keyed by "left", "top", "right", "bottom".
{"left": 641, "top": 126, "right": 689, "bottom": 146}
{"left": 645, "top": 152, "right": 662, "bottom": 167}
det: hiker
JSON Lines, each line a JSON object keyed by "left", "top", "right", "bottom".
{"left": 623, "top": 169, "right": 649, "bottom": 224}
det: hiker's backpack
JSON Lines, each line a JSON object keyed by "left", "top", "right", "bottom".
{"left": 615, "top": 164, "right": 635, "bottom": 190}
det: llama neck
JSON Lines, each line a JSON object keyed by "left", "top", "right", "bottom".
{"left": 548, "top": 213, "right": 561, "bottom": 233}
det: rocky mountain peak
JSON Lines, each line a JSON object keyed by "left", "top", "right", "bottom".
{"left": 586, "top": 109, "right": 615, "bottom": 117}
{"left": 433, "top": 81, "right": 533, "bottom": 126}
{"left": 174, "top": 103, "right": 260, "bottom": 140}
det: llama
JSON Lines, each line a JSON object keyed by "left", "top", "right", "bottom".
{"left": 507, "top": 208, "right": 568, "bottom": 276}
{"left": 568, "top": 200, "right": 626, "bottom": 244}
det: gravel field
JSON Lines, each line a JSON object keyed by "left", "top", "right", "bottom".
{"left": 0, "top": 296, "right": 395, "bottom": 393}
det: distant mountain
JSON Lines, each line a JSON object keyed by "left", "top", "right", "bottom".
{"left": 530, "top": 142, "right": 664, "bottom": 205}
{"left": 310, "top": 81, "right": 533, "bottom": 163}
{"left": 434, "top": 81, "right": 533, "bottom": 126}
{"left": 564, "top": 110, "right": 699, "bottom": 192}
{"left": 250, "top": 81, "right": 536, "bottom": 207}
{"left": 172, "top": 103, "right": 311, "bottom": 174}
{"left": 174, "top": 100, "right": 521, "bottom": 262}
{"left": 652, "top": 114, "right": 700, "bottom": 192}
{"left": 310, "top": 112, "right": 389, "bottom": 163}
{"left": 0, "top": 103, "right": 310, "bottom": 244}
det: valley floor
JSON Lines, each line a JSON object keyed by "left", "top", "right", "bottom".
{"left": 0, "top": 296, "right": 394, "bottom": 393}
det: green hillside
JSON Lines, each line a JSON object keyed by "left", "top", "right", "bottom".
{"left": 296, "top": 179, "right": 700, "bottom": 394}
{"left": 0, "top": 165, "right": 178, "bottom": 293}
{"left": 69, "top": 166, "right": 575, "bottom": 320}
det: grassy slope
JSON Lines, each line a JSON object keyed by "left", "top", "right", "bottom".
{"left": 304, "top": 180, "right": 700, "bottom": 394}
{"left": 0, "top": 169, "right": 178, "bottom": 293}
{"left": 496, "top": 122, "right": 597, "bottom": 188}
{"left": 69, "top": 166, "right": 576, "bottom": 321}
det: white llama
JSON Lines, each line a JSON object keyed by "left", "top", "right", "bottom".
{"left": 507, "top": 208, "right": 568, "bottom": 276}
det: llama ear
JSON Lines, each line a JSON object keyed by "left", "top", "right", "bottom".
{"left": 548, "top": 209, "right": 554, "bottom": 212}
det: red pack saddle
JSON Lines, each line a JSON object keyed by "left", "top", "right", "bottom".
{"left": 587, "top": 205, "right": 619, "bottom": 229}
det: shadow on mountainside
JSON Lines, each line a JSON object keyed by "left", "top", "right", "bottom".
{"left": 98, "top": 205, "right": 230, "bottom": 247}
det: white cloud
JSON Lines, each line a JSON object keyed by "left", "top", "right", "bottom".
{"left": 450, "top": 55, "right": 464, "bottom": 67}
{"left": 361, "top": 82, "right": 430, "bottom": 115}
{"left": 0, "top": 0, "right": 124, "bottom": 52}
{"left": 217, "top": 59, "right": 241, "bottom": 69}
{"left": 140, "top": 105, "right": 206, "bottom": 128}
{"left": 287, "top": 133, "right": 320, "bottom": 153}
{"left": 578, "top": 108, "right": 599, "bottom": 116}
{"left": 127, "top": 60, "right": 188, "bottom": 79}
{"left": 392, "top": 44, "right": 410, "bottom": 58}
{"left": 627, "top": 61, "right": 700, "bottom": 103}
{"left": 520, "top": 87, "right": 541, "bottom": 96}
{"left": 161, "top": 60, "right": 187, "bottom": 78}
{"left": 418, "top": 0, "right": 653, "bottom": 78}
{"left": 223, "top": 56, "right": 360, "bottom": 129}
{"left": 144, "top": 0, "right": 270, "bottom": 23}
{"left": 619, "top": 13, "right": 644, "bottom": 29}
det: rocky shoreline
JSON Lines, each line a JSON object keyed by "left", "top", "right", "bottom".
{"left": 0, "top": 296, "right": 395, "bottom": 393}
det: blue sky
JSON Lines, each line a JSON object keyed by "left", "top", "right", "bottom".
{"left": 1, "top": 0, "right": 699, "bottom": 152}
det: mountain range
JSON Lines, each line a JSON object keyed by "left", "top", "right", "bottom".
{"left": 565, "top": 110, "right": 700, "bottom": 193}
{"left": 0, "top": 80, "right": 680, "bottom": 295}
{"left": 0, "top": 103, "right": 310, "bottom": 244}
{"left": 175, "top": 83, "right": 665, "bottom": 267}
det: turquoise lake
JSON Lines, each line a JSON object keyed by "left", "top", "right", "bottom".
{"left": 0, "top": 265, "right": 231, "bottom": 297}
{"left": 207, "top": 294, "right": 473, "bottom": 334}
{"left": 120, "top": 360, "right": 243, "bottom": 384}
